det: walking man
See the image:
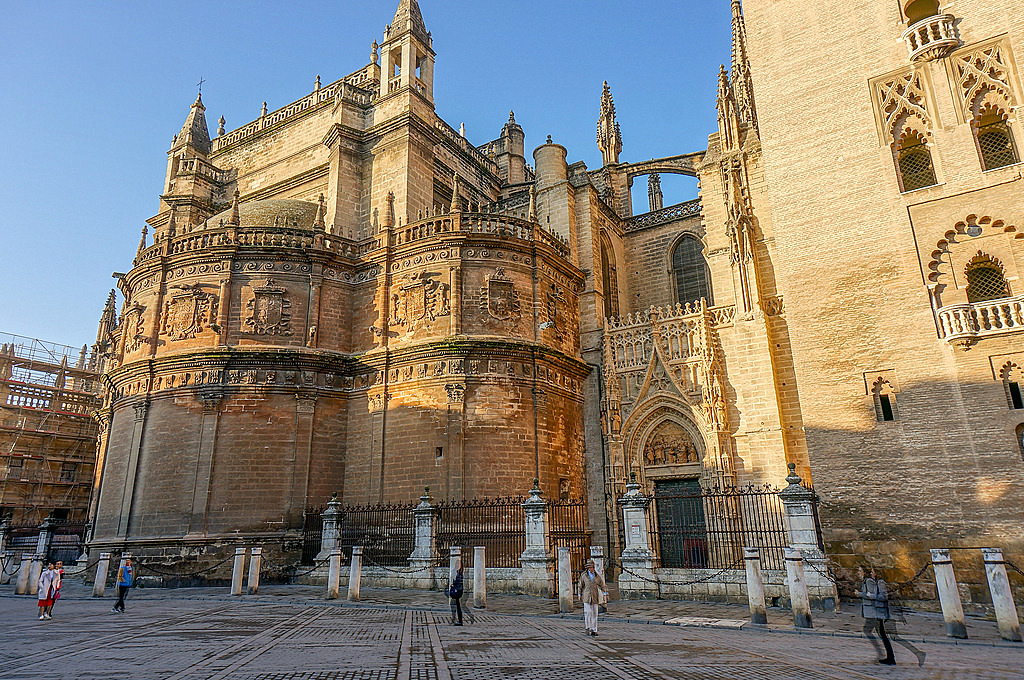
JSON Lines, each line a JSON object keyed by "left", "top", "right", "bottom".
{"left": 577, "top": 559, "right": 607, "bottom": 637}
{"left": 111, "top": 556, "right": 135, "bottom": 613}
{"left": 858, "top": 565, "right": 925, "bottom": 667}
{"left": 448, "top": 566, "right": 466, "bottom": 626}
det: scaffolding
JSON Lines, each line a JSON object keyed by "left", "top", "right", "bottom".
{"left": 0, "top": 332, "right": 103, "bottom": 527}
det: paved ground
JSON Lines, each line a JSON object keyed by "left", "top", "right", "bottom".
{"left": 1, "top": 582, "right": 1021, "bottom": 680}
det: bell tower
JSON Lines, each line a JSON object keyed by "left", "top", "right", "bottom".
{"left": 379, "top": 0, "right": 434, "bottom": 103}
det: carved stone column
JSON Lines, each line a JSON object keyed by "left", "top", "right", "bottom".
{"left": 408, "top": 488, "right": 437, "bottom": 589}
{"left": 316, "top": 493, "right": 343, "bottom": 562}
{"left": 779, "top": 464, "right": 837, "bottom": 610}
{"left": 617, "top": 473, "right": 658, "bottom": 599}
{"left": 518, "top": 481, "right": 555, "bottom": 597}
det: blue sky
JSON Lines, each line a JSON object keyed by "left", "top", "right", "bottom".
{"left": 0, "top": 1, "right": 732, "bottom": 348}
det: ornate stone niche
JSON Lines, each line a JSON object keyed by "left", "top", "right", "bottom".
{"left": 161, "top": 284, "right": 219, "bottom": 340}
{"left": 245, "top": 278, "right": 293, "bottom": 336}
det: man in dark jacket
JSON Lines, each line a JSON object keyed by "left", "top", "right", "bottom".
{"left": 449, "top": 566, "right": 466, "bottom": 626}
{"left": 858, "top": 565, "right": 925, "bottom": 667}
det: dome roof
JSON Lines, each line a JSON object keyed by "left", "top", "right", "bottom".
{"left": 206, "top": 198, "right": 320, "bottom": 230}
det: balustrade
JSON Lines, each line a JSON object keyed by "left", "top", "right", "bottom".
{"left": 902, "top": 14, "right": 959, "bottom": 62}
{"left": 937, "top": 295, "right": 1024, "bottom": 347}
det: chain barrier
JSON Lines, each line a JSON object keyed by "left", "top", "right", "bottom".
{"left": 1004, "top": 559, "right": 1024, "bottom": 580}
{"left": 802, "top": 558, "right": 840, "bottom": 586}
{"left": 135, "top": 554, "right": 235, "bottom": 579}
{"left": 891, "top": 561, "right": 933, "bottom": 595}
{"left": 360, "top": 553, "right": 448, "bottom": 574}
{"left": 609, "top": 557, "right": 745, "bottom": 587}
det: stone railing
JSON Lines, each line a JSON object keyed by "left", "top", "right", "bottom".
{"left": 176, "top": 157, "right": 231, "bottom": 184}
{"left": 3, "top": 382, "right": 99, "bottom": 416}
{"left": 212, "top": 79, "right": 373, "bottom": 152}
{"left": 136, "top": 224, "right": 369, "bottom": 263}
{"left": 434, "top": 119, "right": 500, "bottom": 175}
{"left": 902, "top": 14, "right": 959, "bottom": 62}
{"left": 937, "top": 294, "right": 1024, "bottom": 348}
{"left": 626, "top": 199, "right": 702, "bottom": 232}
{"left": 389, "top": 211, "right": 571, "bottom": 259}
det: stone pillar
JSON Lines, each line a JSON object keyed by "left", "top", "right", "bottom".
{"left": 348, "top": 546, "right": 363, "bottom": 601}
{"left": 473, "top": 546, "right": 486, "bottom": 609}
{"left": 316, "top": 493, "right": 343, "bottom": 562}
{"left": 557, "top": 547, "right": 574, "bottom": 613}
{"left": 35, "top": 516, "right": 55, "bottom": 559}
{"left": 744, "top": 547, "right": 768, "bottom": 625}
{"left": 408, "top": 488, "right": 436, "bottom": 589}
{"left": 617, "top": 473, "right": 658, "bottom": 599}
{"left": 784, "top": 547, "right": 812, "bottom": 629}
{"left": 518, "top": 480, "right": 555, "bottom": 597}
{"left": 15, "top": 553, "right": 32, "bottom": 594}
{"left": 326, "top": 548, "right": 342, "bottom": 600}
{"left": 246, "top": 547, "right": 262, "bottom": 595}
{"left": 0, "top": 519, "right": 8, "bottom": 555}
{"left": 982, "top": 548, "right": 1021, "bottom": 642}
{"left": 590, "top": 545, "right": 607, "bottom": 612}
{"left": 0, "top": 551, "right": 14, "bottom": 585}
{"left": 28, "top": 553, "right": 43, "bottom": 595}
{"left": 92, "top": 553, "right": 111, "bottom": 597}
{"left": 778, "top": 463, "right": 837, "bottom": 610}
{"left": 230, "top": 547, "right": 247, "bottom": 596}
{"left": 930, "top": 548, "right": 967, "bottom": 639}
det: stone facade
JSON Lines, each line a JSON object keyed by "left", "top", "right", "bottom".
{"left": 88, "top": 0, "right": 1024, "bottom": 603}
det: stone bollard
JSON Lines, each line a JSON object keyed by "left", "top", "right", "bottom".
{"left": 92, "top": 553, "right": 112, "bottom": 597}
{"left": 557, "top": 547, "right": 573, "bottom": 613}
{"left": 326, "top": 548, "right": 342, "bottom": 600}
{"left": 448, "top": 545, "right": 462, "bottom": 603}
{"left": 518, "top": 480, "right": 555, "bottom": 597}
{"left": 0, "top": 551, "right": 14, "bottom": 585}
{"left": 617, "top": 473, "right": 658, "bottom": 599}
{"left": 784, "top": 548, "right": 812, "bottom": 628}
{"left": 246, "top": 547, "right": 262, "bottom": 595}
{"left": 930, "top": 548, "right": 967, "bottom": 639}
{"left": 348, "top": 546, "right": 363, "bottom": 601}
{"left": 590, "top": 545, "right": 607, "bottom": 613}
{"left": 982, "top": 548, "right": 1021, "bottom": 642}
{"left": 28, "top": 553, "right": 43, "bottom": 595}
{"left": 779, "top": 464, "right": 837, "bottom": 611}
{"left": 15, "top": 553, "right": 32, "bottom": 595}
{"left": 744, "top": 547, "right": 768, "bottom": 625}
{"left": 230, "top": 547, "right": 247, "bottom": 596}
{"left": 473, "top": 546, "right": 486, "bottom": 609}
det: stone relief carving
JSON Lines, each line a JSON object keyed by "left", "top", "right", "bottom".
{"left": 445, "top": 383, "right": 465, "bottom": 403}
{"left": 643, "top": 421, "right": 700, "bottom": 466}
{"left": 480, "top": 267, "right": 521, "bottom": 324}
{"left": 161, "top": 284, "right": 218, "bottom": 340}
{"left": 245, "top": 278, "right": 293, "bottom": 336}
{"left": 121, "top": 303, "right": 148, "bottom": 353}
{"left": 544, "top": 284, "right": 566, "bottom": 341}
{"left": 392, "top": 271, "right": 450, "bottom": 328}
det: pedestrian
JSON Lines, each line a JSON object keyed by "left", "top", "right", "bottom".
{"left": 50, "top": 560, "right": 65, "bottom": 616}
{"left": 37, "top": 562, "right": 60, "bottom": 620}
{"left": 448, "top": 566, "right": 466, "bottom": 626}
{"left": 111, "top": 556, "right": 135, "bottom": 613}
{"left": 858, "top": 565, "right": 925, "bottom": 667}
{"left": 577, "top": 558, "right": 607, "bottom": 637}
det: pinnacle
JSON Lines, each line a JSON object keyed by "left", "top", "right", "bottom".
{"left": 391, "top": 0, "right": 428, "bottom": 41}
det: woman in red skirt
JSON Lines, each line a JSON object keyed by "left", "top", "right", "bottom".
{"left": 36, "top": 562, "right": 61, "bottom": 620}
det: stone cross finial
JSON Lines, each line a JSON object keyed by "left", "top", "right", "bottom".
{"left": 459, "top": 122, "right": 465, "bottom": 138}
{"left": 136, "top": 225, "right": 148, "bottom": 258}
{"left": 528, "top": 185, "right": 537, "bottom": 222}
{"left": 313, "top": 193, "right": 326, "bottom": 230}
{"left": 260, "top": 101, "right": 268, "bottom": 117}
{"left": 228, "top": 190, "right": 241, "bottom": 226}
{"left": 546, "top": 135, "right": 552, "bottom": 144}
{"left": 315, "top": 75, "right": 321, "bottom": 91}
{"left": 383, "top": 191, "right": 396, "bottom": 229}
{"left": 371, "top": 40, "right": 379, "bottom": 65}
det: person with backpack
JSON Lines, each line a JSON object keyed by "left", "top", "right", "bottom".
{"left": 448, "top": 566, "right": 469, "bottom": 626}
{"left": 111, "top": 556, "right": 135, "bottom": 613}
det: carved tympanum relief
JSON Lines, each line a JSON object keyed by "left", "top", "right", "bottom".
{"left": 643, "top": 420, "right": 700, "bottom": 467}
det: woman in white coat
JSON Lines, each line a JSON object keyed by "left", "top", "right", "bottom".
{"left": 37, "top": 562, "right": 61, "bottom": 620}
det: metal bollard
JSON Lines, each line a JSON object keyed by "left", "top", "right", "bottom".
{"left": 28, "top": 553, "right": 43, "bottom": 596}
{"left": 326, "top": 548, "right": 342, "bottom": 600}
{"left": 784, "top": 547, "right": 813, "bottom": 629}
{"left": 744, "top": 547, "right": 768, "bottom": 625}
{"left": 348, "top": 546, "right": 363, "bottom": 601}
{"left": 473, "top": 546, "right": 486, "bottom": 609}
{"left": 230, "top": 547, "right": 247, "bottom": 596}
{"left": 92, "top": 553, "right": 112, "bottom": 597}
{"left": 982, "top": 548, "right": 1021, "bottom": 642}
{"left": 15, "top": 553, "right": 32, "bottom": 595}
{"left": 246, "top": 547, "right": 262, "bottom": 595}
{"left": 930, "top": 549, "right": 967, "bottom": 639}
{"left": 557, "top": 547, "right": 573, "bottom": 613}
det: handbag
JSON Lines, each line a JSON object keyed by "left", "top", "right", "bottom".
{"left": 53, "top": 589, "right": 61, "bottom": 601}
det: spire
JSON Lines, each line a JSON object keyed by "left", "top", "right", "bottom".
{"left": 96, "top": 289, "right": 117, "bottom": 345}
{"left": 596, "top": 81, "right": 622, "bottom": 166}
{"left": 313, "top": 193, "right": 326, "bottom": 231}
{"left": 228, "top": 190, "right": 241, "bottom": 226}
{"left": 383, "top": 191, "right": 396, "bottom": 230}
{"left": 730, "top": 0, "right": 758, "bottom": 132}
{"left": 136, "top": 225, "right": 148, "bottom": 258}
{"left": 716, "top": 65, "right": 740, "bottom": 152}
{"left": 173, "top": 93, "right": 212, "bottom": 155}
{"left": 391, "top": 0, "right": 429, "bottom": 42}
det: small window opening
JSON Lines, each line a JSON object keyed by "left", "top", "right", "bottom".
{"left": 1009, "top": 382, "right": 1024, "bottom": 410}
{"left": 872, "top": 377, "right": 899, "bottom": 422}
{"left": 879, "top": 394, "right": 895, "bottom": 421}
{"left": 435, "top": 446, "right": 443, "bottom": 459}
{"left": 1017, "top": 424, "right": 1024, "bottom": 461}
{"left": 965, "top": 254, "right": 1010, "bottom": 302}
{"left": 896, "top": 131, "right": 937, "bottom": 191}
{"left": 976, "top": 108, "right": 1018, "bottom": 170}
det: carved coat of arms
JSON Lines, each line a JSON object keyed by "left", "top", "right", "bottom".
{"left": 161, "top": 284, "right": 218, "bottom": 340}
{"left": 121, "top": 303, "right": 148, "bottom": 353}
{"left": 245, "top": 278, "right": 292, "bottom": 336}
{"left": 480, "top": 267, "right": 521, "bottom": 323}
{"left": 392, "top": 271, "right": 450, "bottom": 328}
{"left": 544, "top": 284, "right": 566, "bottom": 341}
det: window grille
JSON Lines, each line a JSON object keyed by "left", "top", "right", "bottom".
{"left": 897, "top": 140, "right": 937, "bottom": 191}
{"left": 965, "top": 259, "right": 1010, "bottom": 302}
{"left": 977, "top": 119, "right": 1018, "bottom": 170}
{"left": 672, "top": 235, "right": 713, "bottom": 306}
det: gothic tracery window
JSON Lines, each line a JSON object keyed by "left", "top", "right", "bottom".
{"left": 974, "top": 106, "right": 1019, "bottom": 171}
{"left": 965, "top": 253, "right": 1010, "bottom": 302}
{"left": 895, "top": 129, "right": 937, "bottom": 191}
{"left": 672, "top": 234, "right": 713, "bottom": 307}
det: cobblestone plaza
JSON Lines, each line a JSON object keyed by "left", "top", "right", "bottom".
{"left": 2, "top": 584, "right": 1020, "bottom": 680}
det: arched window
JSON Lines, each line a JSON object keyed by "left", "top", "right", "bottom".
{"left": 965, "top": 253, "right": 1010, "bottom": 302}
{"left": 904, "top": 0, "right": 939, "bottom": 24}
{"left": 1016, "top": 424, "right": 1024, "bottom": 461}
{"left": 600, "top": 234, "right": 620, "bottom": 319}
{"left": 1001, "top": 363, "right": 1024, "bottom": 410}
{"left": 672, "top": 235, "right": 712, "bottom": 306}
{"left": 895, "top": 129, "right": 937, "bottom": 191}
{"left": 871, "top": 377, "right": 898, "bottom": 422}
{"left": 975, "top": 106, "right": 1018, "bottom": 171}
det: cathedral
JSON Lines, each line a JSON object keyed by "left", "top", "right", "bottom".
{"left": 89, "top": 0, "right": 1023, "bottom": 597}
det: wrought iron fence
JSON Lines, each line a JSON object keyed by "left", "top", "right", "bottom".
{"left": 300, "top": 506, "right": 324, "bottom": 565}
{"left": 4, "top": 521, "right": 88, "bottom": 564}
{"left": 301, "top": 501, "right": 418, "bottom": 566}
{"left": 549, "top": 499, "right": 591, "bottom": 583}
{"left": 435, "top": 496, "right": 525, "bottom": 569}
{"left": 650, "top": 483, "right": 792, "bottom": 571}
